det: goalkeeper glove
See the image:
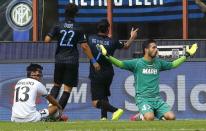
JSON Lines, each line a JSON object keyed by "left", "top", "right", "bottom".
{"left": 96, "top": 44, "right": 108, "bottom": 56}
{"left": 185, "top": 43, "right": 198, "bottom": 57}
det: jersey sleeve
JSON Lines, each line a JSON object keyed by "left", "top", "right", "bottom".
{"left": 159, "top": 59, "right": 173, "bottom": 71}
{"left": 37, "top": 82, "right": 48, "bottom": 97}
{"left": 77, "top": 26, "right": 87, "bottom": 44}
{"left": 114, "top": 39, "right": 124, "bottom": 49}
{"left": 47, "top": 24, "right": 59, "bottom": 38}
{"left": 78, "top": 33, "right": 87, "bottom": 44}
{"left": 122, "top": 59, "right": 138, "bottom": 72}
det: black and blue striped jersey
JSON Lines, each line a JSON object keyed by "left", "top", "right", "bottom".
{"left": 87, "top": 34, "right": 124, "bottom": 80}
{"left": 48, "top": 19, "right": 86, "bottom": 64}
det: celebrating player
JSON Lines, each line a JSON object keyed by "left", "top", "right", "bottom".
{"left": 98, "top": 39, "right": 198, "bottom": 121}
{"left": 44, "top": 3, "right": 100, "bottom": 113}
{"left": 11, "top": 64, "right": 62, "bottom": 122}
{"left": 87, "top": 19, "right": 138, "bottom": 120}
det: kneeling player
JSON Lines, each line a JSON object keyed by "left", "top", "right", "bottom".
{"left": 98, "top": 40, "right": 198, "bottom": 121}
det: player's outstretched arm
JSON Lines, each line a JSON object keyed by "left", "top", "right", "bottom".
{"left": 107, "top": 56, "right": 124, "bottom": 68}
{"left": 97, "top": 44, "right": 124, "bottom": 68}
{"left": 172, "top": 43, "right": 198, "bottom": 68}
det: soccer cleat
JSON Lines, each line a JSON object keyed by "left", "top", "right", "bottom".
{"left": 42, "top": 114, "right": 68, "bottom": 122}
{"left": 160, "top": 116, "right": 166, "bottom": 120}
{"left": 42, "top": 115, "right": 57, "bottom": 122}
{"left": 130, "top": 114, "right": 138, "bottom": 121}
{"left": 112, "top": 109, "right": 124, "bottom": 120}
{"left": 58, "top": 115, "right": 69, "bottom": 122}
{"left": 130, "top": 112, "right": 144, "bottom": 121}
{"left": 100, "top": 117, "right": 107, "bottom": 121}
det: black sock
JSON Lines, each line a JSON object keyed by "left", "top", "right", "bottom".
{"left": 59, "top": 91, "right": 70, "bottom": 109}
{"left": 101, "top": 97, "right": 108, "bottom": 118}
{"left": 49, "top": 86, "right": 61, "bottom": 99}
{"left": 101, "top": 109, "right": 107, "bottom": 118}
{"left": 96, "top": 100, "right": 118, "bottom": 113}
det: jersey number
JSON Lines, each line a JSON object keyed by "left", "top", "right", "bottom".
{"left": 16, "top": 86, "right": 30, "bottom": 102}
{"left": 60, "top": 30, "right": 75, "bottom": 47}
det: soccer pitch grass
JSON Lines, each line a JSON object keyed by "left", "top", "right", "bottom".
{"left": 0, "top": 120, "right": 206, "bottom": 131}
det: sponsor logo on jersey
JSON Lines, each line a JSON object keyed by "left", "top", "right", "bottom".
{"left": 142, "top": 68, "right": 158, "bottom": 74}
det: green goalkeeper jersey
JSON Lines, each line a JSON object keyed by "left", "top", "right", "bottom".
{"left": 122, "top": 57, "right": 173, "bottom": 98}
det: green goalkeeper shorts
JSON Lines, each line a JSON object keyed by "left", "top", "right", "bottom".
{"left": 136, "top": 96, "right": 171, "bottom": 119}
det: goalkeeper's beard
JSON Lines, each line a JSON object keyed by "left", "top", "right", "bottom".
{"left": 149, "top": 51, "right": 157, "bottom": 59}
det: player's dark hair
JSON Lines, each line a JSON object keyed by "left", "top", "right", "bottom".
{"left": 26, "top": 64, "right": 43, "bottom": 77}
{"left": 65, "top": 3, "right": 78, "bottom": 19}
{"left": 97, "top": 19, "right": 110, "bottom": 33}
{"left": 142, "top": 39, "right": 156, "bottom": 55}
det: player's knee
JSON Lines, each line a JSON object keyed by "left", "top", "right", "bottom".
{"left": 144, "top": 114, "right": 155, "bottom": 121}
{"left": 166, "top": 114, "right": 176, "bottom": 120}
{"left": 164, "top": 112, "right": 176, "bottom": 120}
{"left": 64, "top": 84, "right": 73, "bottom": 92}
{"left": 144, "top": 116, "right": 154, "bottom": 121}
{"left": 54, "top": 83, "right": 62, "bottom": 88}
{"left": 92, "top": 101, "right": 98, "bottom": 108}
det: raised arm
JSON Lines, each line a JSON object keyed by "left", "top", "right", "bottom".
{"left": 195, "top": 0, "right": 206, "bottom": 13}
{"left": 107, "top": 56, "right": 124, "bottom": 68}
{"left": 172, "top": 44, "right": 198, "bottom": 68}
{"left": 123, "top": 28, "right": 139, "bottom": 49}
{"left": 98, "top": 43, "right": 198, "bottom": 70}
{"left": 171, "top": 56, "right": 187, "bottom": 68}
{"left": 96, "top": 44, "right": 124, "bottom": 68}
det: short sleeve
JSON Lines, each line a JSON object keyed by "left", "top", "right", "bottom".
{"left": 159, "top": 59, "right": 173, "bottom": 71}
{"left": 78, "top": 33, "right": 87, "bottom": 44}
{"left": 122, "top": 59, "right": 138, "bottom": 72}
{"left": 37, "top": 82, "right": 48, "bottom": 97}
{"left": 47, "top": 24, "right": 59, "bottom": 38}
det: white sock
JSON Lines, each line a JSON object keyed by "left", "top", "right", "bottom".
{"left": 139, "top": 114, "right": 145, "bottom": 120}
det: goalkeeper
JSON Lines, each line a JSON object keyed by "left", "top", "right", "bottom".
{"left": 98, "top": 39, "right": 198, "bottom": 121}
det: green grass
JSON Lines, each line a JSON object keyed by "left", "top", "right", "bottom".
{"left": 0, "top": 120, "right": 206, "bottom": 131}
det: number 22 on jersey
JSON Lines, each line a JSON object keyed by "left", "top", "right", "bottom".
{"left": 60, "top": 30, "right": 75, "bottom": 47}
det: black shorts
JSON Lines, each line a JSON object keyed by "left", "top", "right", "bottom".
{"left": 90, "top": 77, "right": 113, "bottom": 101}
{"left": 89, "top": 65, "right": 114, "bottom": 84}
{"left": 54, "top": 63, "right": 78, "bottom": 87}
